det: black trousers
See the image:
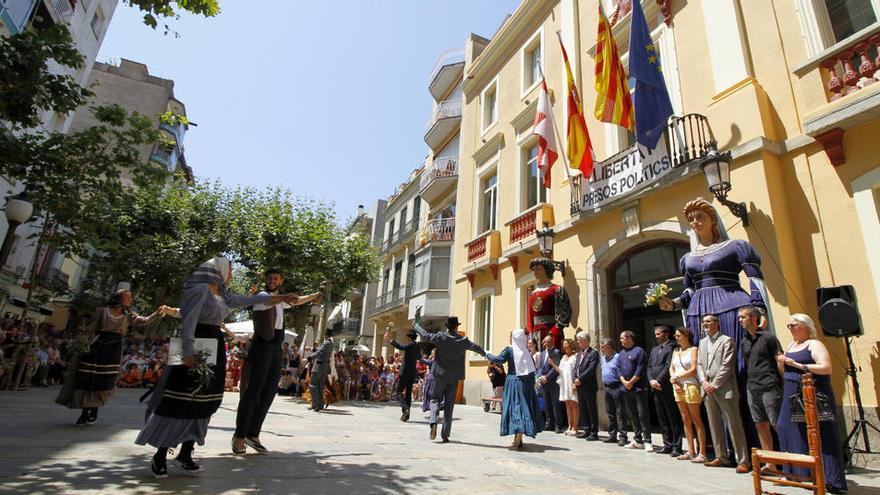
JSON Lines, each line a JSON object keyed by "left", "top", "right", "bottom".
{"left": 604, "top": 385, "right": 623, "bottom": 439}
{"left": 234, "top": 338, "right": 282, "bottom": 438}
{"left": 396, "top": 377, "right": 414, "bottom": 413}
{"left": 652, "top": 385, "right": 683, "bottom": 450}
{"left": 622, "top": 388, "right": 652, "bottom": 444}
{"left": 577, "top": 385, "right": 599, "bottom": 435}
{"left": 541, "top": 381, "right": 564, "bottom": 428}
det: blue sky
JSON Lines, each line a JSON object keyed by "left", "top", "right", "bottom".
{"left": 98, "top": 1, "right": 521, "bottom": 222}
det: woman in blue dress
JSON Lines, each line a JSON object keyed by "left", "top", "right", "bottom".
{"left": 775, "top": 314, "right": 847, "bottom": 493}
{"left": 485, "top": 329, "right": 543, "bottom": 449}
{"left": 660, "top": 198, "right": 771, "bottom": 375}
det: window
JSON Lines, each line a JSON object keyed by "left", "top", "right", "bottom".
{"left": 382, "top": 267, "right": 391, "bottom": 297}
{"left": 825, "top": 0, "right": 878, "bottom": 42}
{"left": 480, "top": 172, "right": 499, "bottom": 232}
{"left": 520, "top": 283, "right": 536, "bottom": 330}
{"left": 90, "top": 6, "right": 105, "bottom": 38}
{"left": 412, "top": 252, "right": 428, "bottom": 293}
{"left": 523, "top": 142, "right": 547, "bottom": 209}
{"left": 393, "top": 260, "right": 403, "bottom": 296}
{"left": 481, "top": 81, "right": 498, "bottom": 131}
{"left": 522, "top": 31, "right": 543, "bottom": 93}
{"left": 428, "top": 247, "right": 451, "bottom": 290}
{"left": 387, "top": 218, "right": 395, "bottom": 243}
{"left": 412, "top": 197, "right": 421, "bottom": 230}
{"left": 400, "top": 206, "right": 408, "bottom": 233}
{"left": 475, "top": 296, "right": 492, "bottom": 349}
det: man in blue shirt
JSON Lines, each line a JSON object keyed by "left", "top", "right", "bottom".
{"left": 600, "top": 337, "right": 626, "bottom": 444}
{"left": 618, "top": 330, "right": 652, "bottom": 451}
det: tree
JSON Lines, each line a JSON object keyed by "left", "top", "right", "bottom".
{"left": 123, "top": 0, "right": 221, "bottom": 35}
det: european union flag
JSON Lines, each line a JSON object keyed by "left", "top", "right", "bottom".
{"left": 629, "top": 0, "right": 673, "bottom": 151}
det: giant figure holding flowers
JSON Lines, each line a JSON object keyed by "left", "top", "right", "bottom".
{"left": 659, "top": 198, "right": 771, "bottom": 375}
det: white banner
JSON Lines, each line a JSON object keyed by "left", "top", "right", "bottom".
{"left": 579, "top": 138, "right": 672, "bottom": 210}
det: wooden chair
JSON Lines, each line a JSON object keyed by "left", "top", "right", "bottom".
{"left": 752, "top": 373, "right": 825, "bottom": 495}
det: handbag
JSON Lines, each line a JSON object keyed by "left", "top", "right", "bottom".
{"left": 788, "top": 377, "right": 835, "bottom": 423}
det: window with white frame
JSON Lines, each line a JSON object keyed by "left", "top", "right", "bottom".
{"left": 480, "top": 171, "right": 499, "bottom": 232}
{"left": 481, "top": 81, "right": 498, "bottom": 131}
{"left": 90, "top": 6, "right": 105, "bottom": 38}
{"left": 522, "top": 31, "right": 543, "bottom": 93}
{"left": 412, "top": 251, "right": 428, "bottom": 293}
{"left": 522, "top": 140, "right": 548, "bottom": 210}
{"left": 520, "top": 283, "right": 536, "bottom": 330}
{"left": 475, "top": 295, "right": 492, "bottom": 349}
{"left": 824, "top": 0, "right": 878, "bottom": 42}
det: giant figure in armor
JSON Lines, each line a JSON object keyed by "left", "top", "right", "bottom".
{"left": 526, "top": 258, "right": 572, "bottom": 350}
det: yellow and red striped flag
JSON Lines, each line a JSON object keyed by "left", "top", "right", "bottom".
{"left": 594, "top": 5, "right": 634, "bottom": 130}
{"left": 558, "top": 36, "right": 595, "bottom": 179}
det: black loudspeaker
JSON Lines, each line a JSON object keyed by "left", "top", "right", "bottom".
{"left": 816, "top": 285, "right": 863, "bottom": 337}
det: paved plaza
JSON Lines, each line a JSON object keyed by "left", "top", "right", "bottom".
{"left": 0, "top": 387, "right": 878, "bottom": 494}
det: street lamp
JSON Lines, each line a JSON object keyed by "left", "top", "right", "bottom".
{"left": 535, "top": 222, "right": 566, "bottom": 273}
{"left": 0, "top": 192, "right": 33, "bottom": 269}
{"left": 699, "top": 143, "right": 749, "bottom": 227}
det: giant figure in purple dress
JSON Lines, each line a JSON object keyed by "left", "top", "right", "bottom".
{"left": 659, "top": 198, "right": 774, "bottom": 375}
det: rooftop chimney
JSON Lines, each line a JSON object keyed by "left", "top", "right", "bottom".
{"left": 357, "top": 204, "right": 365, "bottom": 217}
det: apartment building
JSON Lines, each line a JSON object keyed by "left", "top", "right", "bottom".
{"left": 446, "top": 0, "right": 880, "bottom": 449}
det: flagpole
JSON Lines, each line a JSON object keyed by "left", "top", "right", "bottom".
{"left": 536, "top": 62, "right": 574, "bottom": 183}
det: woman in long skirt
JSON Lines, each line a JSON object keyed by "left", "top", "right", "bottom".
{"left": 485, "top": 329, "right": 543, "bottom": 449}
{"left": 135, "top": 257, "right": 295, "bottom": 478}
{"left": 55, "top": 290, "right": 165, "bottom": 425}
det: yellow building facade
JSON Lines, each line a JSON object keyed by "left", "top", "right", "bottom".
{"left": 449, "top": 0, "right": 880, "bottom": 460}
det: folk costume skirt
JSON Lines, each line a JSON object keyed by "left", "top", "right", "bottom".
{"left": 55, "top": 331, "right": 123, "bottom": 409}
{"left": 136, "top": 324, "right": 225, "bottom": 448}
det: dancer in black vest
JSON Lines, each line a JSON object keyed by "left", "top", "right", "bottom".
{"left": 384, "top": 327, "right": 420, "bottom": 422}
{"left": 232, "top": 268, "right": 322, "bottom": 455}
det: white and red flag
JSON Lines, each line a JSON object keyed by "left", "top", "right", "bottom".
{"left": 532, "top": 79, "right": 558, "bottom": 188}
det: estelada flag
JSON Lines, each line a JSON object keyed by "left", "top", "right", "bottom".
{"left": 594, "top": 5, "right": 634, "bottom": 130}
{"left": 559, "top": 36, "right": 595, "bottom": 179}
{"left": 532, "top": 79, "right": 558, "bottom": 188}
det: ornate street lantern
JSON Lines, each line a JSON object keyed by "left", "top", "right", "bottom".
{"left": 699, "top": 143, "right": 749, "bottom": 226}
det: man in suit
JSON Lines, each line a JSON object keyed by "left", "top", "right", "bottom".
{"left": 413, "top": 307, "right": 485, "bottom": 443}
{"left": 384, "top": 328, "right": 420, "bottom": 422}
{"left": 697, "top": 314, "right": 750, "bottom": 473}
{"left": 647, "top": 325, "right": 683, "bottom": 456}
{"left": 308, "top": 335, "right": 334, "bottom": 412}
{"left": 574, "top": 330, "right": 600, "bottom": 440}
{"left": 537, "top": 334, "right": 565, "bottom": 433}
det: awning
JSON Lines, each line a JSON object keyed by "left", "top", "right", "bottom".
{"left": 224, "top": 320, "right": 298, "bottom": 343}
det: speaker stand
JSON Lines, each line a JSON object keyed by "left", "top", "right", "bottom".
{"left": 842, "top": 337, "right": 880, "bottom": 467}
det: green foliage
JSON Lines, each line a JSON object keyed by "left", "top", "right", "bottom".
{"left": 0, "top": 25, "right": 91, "bottom": 129}
{"left": 123, "top": 0, "right": 221, "bottom": 34}
{"left": 158, "top": 111, "right": 189, "bottom": 127}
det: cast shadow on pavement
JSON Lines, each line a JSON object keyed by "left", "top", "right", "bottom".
{"left": 1, "top": 449, "right": 456, "bottom": 495}
{"left": 450, "top": 439, "right": 571, "bottom": 453}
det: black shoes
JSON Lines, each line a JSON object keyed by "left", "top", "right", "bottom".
{"left": 231, "top": 439, "right": 246, "bottom": 455}
{"left": 554, "top": 427, "right": 565, "bottom": 434}
{"left": 670, "top": 448, "right": 684, "bottom": 457}
{"left": 440, "top": 437, "right": 450, "bottom": 443}
{"left": 586, "top": 434, "right": 600, "bottom": 441}
{"left": 617, "top": 438, "right": 629, "bottom": 446}
{"left": 603, "top": 436, "right": 618, "bottom": 444}
{"left": 655, "top": 447, "right": 673, "bottom": 454}
{"left": 75, "top": 411, "right": 89, "bottom": 426}
{"left": 429, "top": 423, "right": 437, "bottom": 440}
{"left": 174, "top": 456, "right": 200, "bottom": 472}
{"left": 575, "top": 431, "right": 588, "bottom": 438}
{"left": 244, "top": 437, "right": 268, "bottom": 454}
{"left": 400, "top": 410, "right": 410, "bottom": 422}
{"left": 151, "top": 456, "right": 168, "bottom": 479}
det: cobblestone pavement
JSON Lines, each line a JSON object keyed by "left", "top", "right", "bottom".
{"left": 1, "top": 387, "right": 878, "bottom": 494}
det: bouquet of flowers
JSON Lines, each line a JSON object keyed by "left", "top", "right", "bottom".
{"left": 187, "top": 349, "right": 215, "bottom": 396}
{"left": 644, "top": 282, "right": 671, "bottom": 306}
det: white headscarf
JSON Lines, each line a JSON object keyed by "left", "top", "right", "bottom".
{"left": 511, "top": 329, "right": 536, "bottom": 376}
{"left": 183, "top": 256, "right": 232, "bottom": 289}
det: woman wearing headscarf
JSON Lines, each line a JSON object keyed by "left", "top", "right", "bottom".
{"left": 55, "top": 289, "right": 165, "bottom": 425}
{"left": 135, "top": 257, "right": 296, "bottom": 478}
{"left": 485, "top": 329, "right": 543, "bottom": 449}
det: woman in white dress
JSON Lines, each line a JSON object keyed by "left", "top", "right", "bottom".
{"left": 550, "top": 338, "right": 579, "bottom": 435}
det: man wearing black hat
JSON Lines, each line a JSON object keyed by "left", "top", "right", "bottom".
{"left": 384, "top": 327, "right": 420, "bottom": 421}
{"left": 232, "top": 268, "right": 322, "bottom": 455}
{"left": 412, "top": 307, "right": 486, "bottom": 442}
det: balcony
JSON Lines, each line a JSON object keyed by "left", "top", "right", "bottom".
{"left": 367, "top": 286, "right": 409, "bottom": 317}
{"left": 503, "top": 203, "right": 555, "bottom": 257}
{"left": 570, "top": 113, "right": 714, "bottom": 215}
{"left": 381, "top": 218, "right": 418, "bottom": 254}
{"left": 419, "top": 155, "right": 458, "bottom": 204}
{"left": 418, "top": 218, "right": 455, "bottom": 247}
{"left": 159, "top": 122, "right": 186, "bottom": 147}
{"left": 428, "top": 49, "right": 465, "bottom": 101}
{"left": 0, "top": 0, "right": 37, "bottom": 34}
{"left": 38, "top": 267, "right": 69, "bottom": 292}
{"left": 465, "top": 230, "right": 501, "bottom": 264}
{"left": 331, "top": 317, "right": 361, "bottom": 337}
{"left": 424, "top": 99, "right": 462, "bottom": 151}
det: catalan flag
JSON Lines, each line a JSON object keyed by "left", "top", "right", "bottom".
{"left": 558, "top": 36, "right": 595, "bottom": 179}
{"left": 594, "top": 5, "right": 634, "bottom": 130}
